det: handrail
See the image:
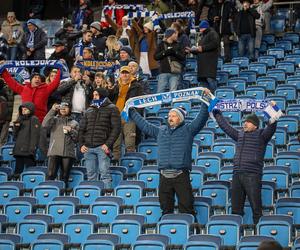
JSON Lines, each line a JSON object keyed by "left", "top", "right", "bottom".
{"left": 273, "top": 1, "right": 300, "bottom": 6}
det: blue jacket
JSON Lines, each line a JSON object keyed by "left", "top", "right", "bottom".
{"left": 129, "top": 105, "right": 208, "bottom": 170}
{"left": 214, "top": 110, "right": 277, "bottom": 175}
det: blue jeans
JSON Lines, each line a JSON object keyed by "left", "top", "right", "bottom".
{"left": 238, "top": 34, "right": 255, "bottom": 61}
{"left": 157, "top": 73, "right": 181, "bottom": 93}
{"left": 8, "top": 46, "right": 18, "bottom": 60}
{"left": 84, "top": 146, "right": 112, "bottom": 188}
{"left": 231, "top": 172, "right": 262, "bottom": 224}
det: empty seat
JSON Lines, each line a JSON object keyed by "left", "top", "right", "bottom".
{"left": 120, "top": 156, "right": 144, "bottom": 174}
{"left": 136, "top": 197, "right": 161, "bottom": 224}
{"left": 5, "top": 197, "right": 36, "bottom": 223}
{"left": 111, "top": 214, "right": 145, "bottom": 244}
{"left": 0, "top": 233, "right": 21, "bottom": 250}
{"left": 73, "top": 181, "right": 103, "bottom": 205}
{"left": 83, "top": 233, "right": 120, "bottom": 250}
{"left": 194, "top": 196, "right": 213, "bottom": 225}
{"left": 275, "top": 197, "right": 300, "bottom": 224}
{"left": 237, "top": 235, "right": 276, "bottom": 250}
{"left": 115, "top": 180, "right": 145, "bottom": 205}
{"left": 186, "top": 234, "right": 222, "bottom": 250}
{"left": 133, "top": 234, "right": 169, "bottom": 250}
{"left": 137, "top": 166, "right": 160, "bottom": 189}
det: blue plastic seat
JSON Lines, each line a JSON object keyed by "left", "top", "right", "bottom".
{"left": 212, "top": 141, "right": 235, "bottom": 161}
{"left": 200, "top": 180, "right": 230, "bottom": 208}
{"left": 215, "top": 86, "right": 235, "bottom": 99}
{"left": 257, "top": 215, "right": 293, "bottom": 247}
{"left": 133, "top": 234, "right": 169, "bottom": 250}
{"left": 262, "top": 166, "right": 290, "bottom": 191}
{"left": 277, "top": 115, "right": 299, "bottom": 134}
{"left": 185, "top": 234, "right": 223, "bottom": 250}
{"left": 138, "top": 142, "right": 158, "bottom": 162}
{"left": 33, "top": 182, "right": 62, "bottom": 205}
{"left": 0, "top": 181, "right": 23, "bottom": 205}
{"left": 5, "top": 196, "right": 36, "bottom": 223}
{"left": 115, "top": 180, "right": 145, "bottom": 205}
{"left": 91, "top": 196, "right": 123, "bottom": 223}
{"left": 194, "top": 196, "right": 213, "bottom": 225}
{"left": 83, "top": 233, "right": 120, "bottom": 250}
{"left": 190, "top": 166, "right": 206, "bottom": 190}
{"left": 137, "top": 166, "right": 160, "bottom": 189}
{"left": 272, "top": 126, "right": 287, "bottom": 147}
{"left": 222, "top": 63, "right": 240, "bottom": 76}
{"left": 228, "top": 201, "right": 253, "bottom": 224}
{"left": 109, "top": 168, "right": 124, "bottom": 188}
{"left": 262, "top": 34, "right": 275, "bottom": 46}
{"left": 136, "top": 197, "right": 161, "bottom": 224}
{"left": 270, "top": 17, "right": 286, "bottom": 33}
{"left": 258, "top": 55, "right": 276, "bottom": 68}
{"left": 0, "top": 233, "right": 21, "bottom": 250}
{"left": 275, "top": 197, "right": 300, "bottom": 224}
{"left": 287, "top": 76, "right": 300, "bottom": 90}
{"left": 262, "top": 181, "right": 276, "bottom": 208}
{"left": 194, "top": 128, "right": 215, "bottom": 148}
{"left": 48, "top": 196, "right": 79, "bottom": 223}
{"left": 232, "top": 57, "right": 249, "bottom": 68}
{"left": 245, "top": 86, "right": 266, "bottom": 99}
{"left": 237, "top": 235, "right": 276, "bottom": 250}
{"left": 18, "top": 214, "right": 52, "bottom": 243}
{"left": 248, "top": 62, "right": 267, "bottom": 75}
{"left": 216, "top": 70, "right": 229, "bottom": 85}
{"left": 206, "top": 215, "right": 243, "bottom": 246}
{"left": 64, "top": 214, "right": 98, "bottom": 244}
{"left": 68, "top": 169, "right": 85, "bottom": 189}
{"left": 218, "top": 166, "right": 233, "bottom": 182}
{"left": 276, "top": 151, "right": 300, "bottom": 175}
{"left": 111, "top": 214, "right": 145, "bottom": 244}
{"left": 288, "top": 139, "right": 300, "bottom": 152}
{"left": 285, "top": 54, "right": 300, "bottom": 66}
{"left": 291, "top": 181, "right": 300, "bottom": 198}
{"left": 256, "top": 76, "right": 277, "bottom": 92}
{"left": 239, "top": 70, "right": 257, "bottom": 83}
{"left": 276, "top": 61, "right": 295, "bottom": 75}
{"left": 276, "top": 85, "right": 297, "bottom": 102}
{"left": 196, "top": 152, "right": 223, "bottom": 175}
{"left": 158, "top": 213, "right": 194, "bottom": 245}
{"left": 227, "top": 78, "right": 246, "bottom": 93}
{"left": 183, "top": 73, "right": 198, "bottom": 85}
{"left": 266, "top": 69, "right": 286, "bottom": 82}
{"left": 0, "top": 144, "right": 15, "bottom": 162}
{"left": 120, "top": 156, "right": 144, "bottom": 174}
{"left": 173, "top": 101, "right": 192, "bottom": 112}
{"left": 276, "top": 40, "right": 293, "bottom": 52}
{"left": 74, "top": 181, "right": 103, "bottom": 205}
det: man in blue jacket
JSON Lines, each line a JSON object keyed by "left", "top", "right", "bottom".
{"left": 212, "top": 104, "right": 277, "bottom": 224}
{"left": 129, "top": 89, "right": 210, "bottom": 216}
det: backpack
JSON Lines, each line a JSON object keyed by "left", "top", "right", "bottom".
{"left": 0, "top": 96, "right": 8, "bottom": 122}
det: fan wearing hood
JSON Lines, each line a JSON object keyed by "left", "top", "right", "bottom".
{"left": 13, "top": 102, "right": 41, "bottom": 176}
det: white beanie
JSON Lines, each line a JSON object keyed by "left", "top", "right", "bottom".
{"left": 170, "top": 108, "right": 187, "bottom": 123}
{"left": 143, "top": 21, "right": 154, "bottom": 31}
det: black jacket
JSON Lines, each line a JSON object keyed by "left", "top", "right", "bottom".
{"left": 13, "top": 102, "right": 41, "bottom": 157}
{"left": 208, "top": 0, "right": 236, "bottom": 35}
{"left": 55, "top": 28, "right": 82, "bottom": 52}
{"left": 154, "top": 40, "right": 185, "bottom": 74}
{"left": 92, "top": 34, "right": 107, "bottom": 59}
{"left": 78, "top": 99, "right": 121, "bottom": 148}
{"left": 23, "top": 27, "right": 47, "bottom": 60}
{"left": 193, "top": 27, "right": 219, "bottom": 79}
{"left": 235, "top": 8, "right": 260, "bottom": 37}
{"left": 214, "top": 110, "right": 277, "bottom": 175}
{"left": 0, "top": 79, "right": 14, "bottom": 122}
{"left": 49, "top": 48, "right": 73, "bottom": 69}
{"left": 56, "top": 79, "right": 93, "bottom": 110}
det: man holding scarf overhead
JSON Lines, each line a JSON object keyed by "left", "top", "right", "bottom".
{"left": 128, "top": 88, "right": 210, "bottom": 216}
{"left": 212, "top": 102, "right": 277, "bottom": 224}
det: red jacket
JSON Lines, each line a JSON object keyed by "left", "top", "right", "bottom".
{"left": 2, "top": 69, "right": 61, "bottom": 122}
{"left": 101, "top": 6, "right": 125, "bottom": 28}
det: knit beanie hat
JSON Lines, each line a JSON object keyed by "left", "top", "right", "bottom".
{"left": 199, "top": 20, "right": 209, "bottom": 29}
{"left": 120, "top": 46, "right": 132, "bottom": 56}
{"left": 90, "top": 21, "right": 101, "bottom": 32}
{"left": 164, "top": 28, "right": 176, "bottom": 39}
{"left": 143, "top": 21, "right": 154, "bottom": 31}
{"left": 27, "top": 19, "right": 39, "bottom": 27}
{"left": 94, "top": 87, "right": 109, "bottom": 98}
{"left": 170, "top": 108, "right": 187, "bottom": 123}
{"left": 245, "top": 113, "right": 260, "bottom": 127}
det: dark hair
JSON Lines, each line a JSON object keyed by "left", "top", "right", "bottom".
{"left": 257, "top": 240, "right": 283, "bottom": 250}
{"left": 172, "top": 22, "right": 182, "bottom": 34}
{"left": 83, "top": 30, "right": 93, "bottom": 35}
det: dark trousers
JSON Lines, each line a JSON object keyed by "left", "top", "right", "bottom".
{"left": 231, "top": 172, "right": 262, "bottom": 224}
{"left": 197, "top": 77, "right": 217, "bottom": 93}
{"left": 159, "top": 171, "right": 194, "bottom": 215}
{"left": 14, "top": 156, "right": 35, "bottom": 175}
{"left": 47, "top": 156, "right": 74, "bottom": 186}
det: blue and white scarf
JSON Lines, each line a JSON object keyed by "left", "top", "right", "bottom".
{"left": 0, "top": 60, "right": 69, "bottom": 79}
{"left": 91, "top": 97, "right": 107, "bottom": 108}
{"left": 121, "top": 87, "right": 283, "bottom": 123}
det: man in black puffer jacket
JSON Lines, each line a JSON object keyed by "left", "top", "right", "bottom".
{"left": 213, "top": 103, "right": 277, "bottom": 224}
{"left": 79, "top": 87, "right": 121, "bottom": 188}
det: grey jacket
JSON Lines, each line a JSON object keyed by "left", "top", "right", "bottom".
{"left": 42, "top": 109, "right": 79, "bottom": 158}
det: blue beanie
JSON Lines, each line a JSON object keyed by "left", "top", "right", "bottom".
{"left": 27, "top": 19, "right": 39, "bottom": 28}
{"left": 199, "top": 20, "right": 209, "bottom": 29}
{"left": 164, "top": 28, "right": 176, "bottom": 39}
